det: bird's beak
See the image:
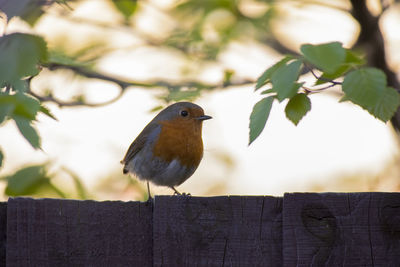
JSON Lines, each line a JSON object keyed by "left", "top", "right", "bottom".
{"left": 197, "top": 115, "right": 212, "bottom": 121}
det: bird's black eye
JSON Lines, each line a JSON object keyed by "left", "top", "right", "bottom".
{"left": 180, "top": 110, "right": 188, "bottom": 117}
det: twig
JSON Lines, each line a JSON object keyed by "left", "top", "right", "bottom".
{"left": 302, "top": 82, "right": 340, "bottom": 94}
{"left": 33, "top": 62, "right": 254, "bottom": 107}
{"left": 302, "top": 64, "right": 342, "bottom": 94}
{"left": 28, "top": 89, "right": 124, "bottom": 107}
{"left": 42, "top": 62, "right": 152, "bottom": 89}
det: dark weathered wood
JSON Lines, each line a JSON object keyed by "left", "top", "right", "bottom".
{"left": 3, "top": 193, "right": 400, "bottom": 266}
{"left": 282, "top": 193, "right": 400, "bottom": 267}
{"left": 0, "top": 202, "right": 7, "bottom": 266}
{"left": 153, "top": 196, "right": 283, "bottom": 266}
{"left": 6, "top": 198, "right": 153, "bottom": 267}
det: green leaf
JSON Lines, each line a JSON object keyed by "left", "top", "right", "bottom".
{"left": 14, "top": 116, "right": 41, "bottom": 149}
{"left": 0, "top": 93, "right": 41, "bottom": 123}
{"left": 13, "top": 93, "right": 41, "bottom": 120}
{"left": 39, "top": 105, "right": 57, "bottom": 120}
{"left": 255, "top": 56, "right": 293, "bottom": 90}
{"left": 372, "top": 86, "right": 400, "bottom": 121}
{"left": 285, "top": 93, "right": 312, "bottom": 125}
{"left": 4, "top": 165, "right": 49, "bottom": 196}
{"left": 112, "top": 0, "right": 137, "bottom": 20}
{"left": 301, "top": 42, "right": 346, "bottom": 74}
{"left": 0, "top": 103, "right": 13, "bottom": 124}
{"left": 0, "top": 0, "right": 32, "bottom": 21}
{"left": 0, "top": 33, "right": 47, "bottom": 85}
{"left": 342, "top": 68, "right": 400, "bottom": 122}
{"left": 271, "top": 60, "right": 303, "bottom": 102}
{"left": 149, "top": 105, "right": 164, "bottom": 112}
{"left": 344, "top": 50, "right": 365, "bottom": 66}
{"left": 0, "top": 149, "right": 3, "bottom": 169}
{"left": 62, "top": 167, "right": 88, "bottom": 199}
{"left": 165, "top": 88, "right": 201, "bottom": 102}
{"left": 249, "top": 96, "right": 274, "bottom": 145}
{"left": 10, "top": 79, "right": 29, "bottom": 92}
{"left": 315, "top": 50, "right": 366, "bottom": 85}
{"left": 0, "top": 93, "right": 40, "bottom": 118}
{"left": 261, "top": 88, "right": 275, "bottom": 95}
{"left": 0, "top": 0, "right": 55, "bottom": 22}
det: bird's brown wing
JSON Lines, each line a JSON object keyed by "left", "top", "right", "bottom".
{"left": 121, "top": 122, "right": 160, "bottom": 173}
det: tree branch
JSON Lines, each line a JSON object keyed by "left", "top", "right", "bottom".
{"left": 349, "top": 0, "right": 400, "bottom": 131}
{"left": 42, "top": 62, "right": 153, "bottom": 89}
{"left": 34, "top": 62, "right": 254, "bottom": 107}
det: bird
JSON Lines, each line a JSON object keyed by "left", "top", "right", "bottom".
{"left": 120, "top": 102, "right": 212, "bottom": 199}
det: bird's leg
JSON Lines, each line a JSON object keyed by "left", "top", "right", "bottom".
{"left": 171, "top": 186, "right": 181, "bottom": 195}
{"left": 145, "top": 181, "right": 153, "bottom": 205}
{"left": 147, "top": 181, "right": 151, "bottom": 198}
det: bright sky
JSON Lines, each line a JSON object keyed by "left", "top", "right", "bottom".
{"left": 1, "top": 0, "right": 399, "bottom": 198}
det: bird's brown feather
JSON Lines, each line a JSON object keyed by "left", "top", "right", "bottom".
{"left": 121, "top": 122, "right": 159, "bottom": 173}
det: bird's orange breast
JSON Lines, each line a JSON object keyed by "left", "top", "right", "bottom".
{"left": 152, "top": 118, "right": 204, "bottom": 168}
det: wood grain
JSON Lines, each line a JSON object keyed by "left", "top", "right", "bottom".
{"left": 6, "top": 198, "right": 153, "bottom": 267}
{"left": 0, "top": 203, "right": 6, "bottom": 266}
{"left": 282, "top": 192, "right": 400, "bottom": 266}
{"left": 2, "top": 193, "right": 400, "bottom": 266}
{"left": 153, "top": 195, "right": 283, "bottom": 266}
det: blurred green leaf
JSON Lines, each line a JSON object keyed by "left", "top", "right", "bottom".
{"left": 261, "top": 88, "right": 274, "bottom": 95}
{"left": 0, "top": 93, "right": 41, "bottom": 121}
{"left": 112, "top": 0, "right": 137, "bottom": 20}
{"left": 4, "top": 165, "right": 49, "bottom": 196}
{"left": 20, "top": 7, "right": 44, "bottom": 26}
{"left": 39, "top": 105, "right": 57, "bottom": 120}
{"left": 14, "top": 93, "right": 41, "bottom": 120}
{"left": 0, "top": 33, "right": 47, "bottom": 85}
{"left": 301, "top": 42, "right": 346, "bottom": 74}
{"left": 344, "top": 50, "right": 365, "bottom": 66}
{"left": 71, "top": 175, "right": 88, "bottom": 199}
{"left": 149, "top": 105, "right": 164, "bottom": 113}
{"left": 10, "top": 79, "right": 29, "bottom": 92}
{"left": 223, "top": 69, "right": 234, "bottom": 85}
{"left": 342, "top": 68, "right": 400, "bottom": 122}
{"left": 46, "top": 182, "right": 67, "bottom": 198}
{"left": 255, "top": 56, "right": 293, "bottom": 90}
{"left": 165, "top": 88, "right": 201, "bottom": 102}
{"left": 249, "top": 96, "right": 274, "bottom": 145}
{"left": 285, "top": 93, "right": 311, "bottom": 125}
{"left": 0, "top": 149, "right": 3, "bottom": 169}
{"left": 0, "top": 102, "right": 13, "bottom": 124}
{"left": 270, "top": 60, "right": 303, "bottom": 101}
{"left": 0, "top": 0, "right": 66, "bottom": 25}
{"left": 176, "top": 0, "right": 238, "bottom": 15}
{"left": 0, "top": 0, "right": 34, "bottom": 21}
{"left": 61, "top": 167, "right": 88, "bottom": 199}
{"left": 14, "top": 116, "right": 41, "bottom": 149}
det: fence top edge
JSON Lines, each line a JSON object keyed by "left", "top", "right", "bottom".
{"left": 2, "top": 192, "right": 399, "bottom": 204}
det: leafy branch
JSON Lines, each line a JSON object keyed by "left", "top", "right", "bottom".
{"left": 249, "top": 42, "right": 400, "bottom": 145}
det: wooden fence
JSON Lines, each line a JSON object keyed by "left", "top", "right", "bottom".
{"left": 1, "top": 193, "right": 400, "bottom": 266}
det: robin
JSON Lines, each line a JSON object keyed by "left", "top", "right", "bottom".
{"left": 121, "top": 102, "right": 212, "bottom": 198}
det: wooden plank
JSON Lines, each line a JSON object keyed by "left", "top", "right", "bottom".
{"left": 282, "top": 192, "right": 400, "bottom": 266}
{"left": 0, "top": 203, "right": 7, "bottom": 266}
{"left": 6, "top": 197, "right": 153, "bottom": 266}
{"left": 153, "top": 196, "right": 283, "bottom": 266}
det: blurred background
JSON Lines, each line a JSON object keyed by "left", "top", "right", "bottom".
{"left": 0, "top": 0, "right": 400, "bottom": 201}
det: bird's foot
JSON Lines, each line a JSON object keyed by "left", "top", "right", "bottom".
{"left": 145, "top": 195, "right": 154, "bottom": 206}
{"left": 171, "top": 187, "right": 191, "bottom": 197}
